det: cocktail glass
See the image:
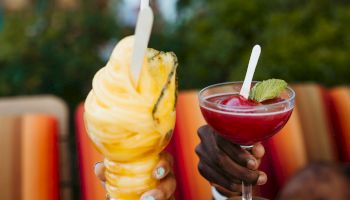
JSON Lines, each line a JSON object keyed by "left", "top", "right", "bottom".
{"left": 198, "top": 81, "right": 295, "bottom": 200}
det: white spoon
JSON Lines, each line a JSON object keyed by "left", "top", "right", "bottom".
{"left": 239, "top": 45, "right": 261, "bottom": 99}
{"left": 130, "top": 0, "right": 154, "bottom": 86}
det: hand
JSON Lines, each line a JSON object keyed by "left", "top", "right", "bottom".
{"left": 94, "top": 152, "right": 176, "bottom": 200}
{"left": 195, "top": 125, "right": 267, "bottom": 197}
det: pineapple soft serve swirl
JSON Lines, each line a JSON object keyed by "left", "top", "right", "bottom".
{"left": 84, "top": 36, "right": 177, "bottom": 199}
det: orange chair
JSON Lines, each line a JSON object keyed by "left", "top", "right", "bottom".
{"left": 0, "top": 95, "right": 70, "bottom": 200}
{"left": 75, "top": 84, "right": 350, "bottom": 199}
{"left": 0, "top": 114, "right": 59, "bottom": 200}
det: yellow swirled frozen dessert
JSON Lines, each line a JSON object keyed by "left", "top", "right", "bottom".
{"left": 84, "top": 36, "right": 177, "bottom": 199}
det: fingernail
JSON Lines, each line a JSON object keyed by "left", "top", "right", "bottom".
{"left": 155, "top": 167, "right": 165, "bottom": 179}
{"left": 257, "top": 175, "right": 266, "bottom": 185}
{"left": 94, "top": 161, "right": 102, "bottom": 169}
{"left": 247, "top": 159, "right": 256, "bottom": 169}
{"left": 141, "top": 195, "right": 155, "bottom": 200}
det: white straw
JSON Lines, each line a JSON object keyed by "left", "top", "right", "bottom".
{"left": 141, "top": 0, "right": 149, "bottom": 9}
{"left": 130, "top": 1, "right": 154, "bottom": 86}
{"left": 240, "top": 45, "right": 261, "bottom": 99}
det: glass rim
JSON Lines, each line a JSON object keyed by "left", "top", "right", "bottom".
{"left": 198, "top": 81, "right": 296, "bottom": 113}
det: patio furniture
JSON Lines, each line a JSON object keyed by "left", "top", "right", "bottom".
{"left": 0, "top": 95, "right": 70, "bottom": 200}
{"left": 75, "top": 84, "right": 350, "bottom": 199}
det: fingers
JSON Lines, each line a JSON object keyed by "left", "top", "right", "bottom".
{"left": 153, "top": 152, "right": 173, "bottom": 180}
{"left": 199, "top": 125, "right": 265, "bottom": 171}
{"left": 95, "top": 155, "right": 176, "bottom": 200}
{"left": 198, "top": 160, "right": 237, "bottom": 191}
{"left": 197, "top": 125, "right": 267, "bottom": 187}
{"left": 95, "top": 152, "right": 174, "bottom": 182}
{"left": 199, "top": 126, "right": 261, "bottom": 171}
{"left": 249, "top": 143, "right": 265, "bottom": 169}
{"left": 251, "top": 143, "right": 265, "bottom": 160}
{"left": 228, "top": 197, "right": 267, "bottom": 200}
{"left": 160, "top": 152, "right": 174, "bottom": 166}
{"left": 141, "top": 153, "right": 175, "bottom": 200}
{"left": 94, "top": 162, "right": 106, "bottom": 182}
{"left": 197, "top": 128, "right": 260, "bottom": 184}
{"left": 257, "top": 171, "right": 267, "bottom": 186}
{"left": 141, "top": 172, "right": 176, "bottom": 200}
{"left": 217, "top": 151, "right": 260, "bottom": 184}
{"left": 214, "top": 132, "right": 258, "bottom": 170}
{"left": 197, "top": 125, "right": 211, "bottom": 139}
{"left": 197, "top": 143, "right": 258, "bottom": 186}
{"left": 229, "top": 197, "right": 269, "bottom": 200}
{"left": 212, "top": 183, "right": 241, "bottom": 197}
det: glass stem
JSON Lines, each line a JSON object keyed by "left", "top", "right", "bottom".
{"left": 240, "top": 145, "right": 253, "bottom": 200}
{"left": 242, "top": 181, "right": 252, "bottom": 200}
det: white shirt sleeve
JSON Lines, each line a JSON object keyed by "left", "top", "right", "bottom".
{"left": 211, "top": 186, "right": 228, "bottom": 200}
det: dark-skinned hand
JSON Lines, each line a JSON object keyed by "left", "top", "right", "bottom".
{"left": 196, "top": 125, "right": 268, "bottom": 199}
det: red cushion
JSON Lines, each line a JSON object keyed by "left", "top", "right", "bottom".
{"left": 329, "top": 87, "right": 350, "bottom": 162}
{"left": 173, "top": 91, "right": 212, "bottom": 199}
{"left": 75, "top": 104, "right": 105, "bottom": 200}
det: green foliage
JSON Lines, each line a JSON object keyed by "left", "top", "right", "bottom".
{"left": 174, "top": 0, "right": 350, "bottom": 89}
{"left": 0, "top": 0, "right": 350, "bottom": 107}
{"left": 0, "top": 4, "right": 118, "bottom": 105}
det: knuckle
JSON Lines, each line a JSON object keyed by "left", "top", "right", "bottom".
{"left": 195, "top": 145, "right": 201, "bottom": 156}
{"left": 230, "top": 183, "right": 242, "bottom": 193}
{"left": 213, "top": 145, "right": 222, "bottom": 155}
{"left": 197, "top": 126, "right": 207, "bottom": 139}
{"left": 163, "top": 152, "right": 174, "bottom": 166}
{"left": 156, "top": 189, "right": 166, "bottom": 200}
{"left": 197, "top": 131, "right": 204, "bottom": 139}
{"left": 237, "top": 152, "right": 248, "bottom": 163}
{"left": 197, "top": 162, "right": 207, "bottom": 177}
{"left": 212, "top": 149, "right": 221, "bottom": 164}
{"left": 242, "top": 171, "right": 259, "bottom": 184}
{"left": 216, "top": 153, "right": 229, "bottom": 169}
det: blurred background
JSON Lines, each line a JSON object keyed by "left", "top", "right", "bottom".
{"left": 1, "top": 0, "right": 350, "bottom": 107}
{"left": 1, "top": 0, "right": 350, "bottom": 199}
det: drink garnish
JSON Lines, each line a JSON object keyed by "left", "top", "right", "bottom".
{"left": 248, "top": 79, "right": 287, "bottom": 102}
{"left": 221, "top": 95, "right": 260, "bottom": 107}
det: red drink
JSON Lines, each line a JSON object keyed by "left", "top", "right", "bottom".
{"left": 200, "top": 94, "right": 293, "bottom": 146}
{"left": 198, "top": 81, "right": 295, "bottom": 200}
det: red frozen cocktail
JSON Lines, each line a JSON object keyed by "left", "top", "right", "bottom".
{"left": 199, "top": 81, "right": 295, "bottom": 147}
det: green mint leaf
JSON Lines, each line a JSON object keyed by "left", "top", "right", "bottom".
{"left": 249, "top": 79, "right": 288, "bottom": 102}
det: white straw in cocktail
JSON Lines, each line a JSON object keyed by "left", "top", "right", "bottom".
{"left": 240, "top": 45, "right": 261, "bottom": 99}
{"left": 141, "top": 0, "right": 150, "bottom": 9}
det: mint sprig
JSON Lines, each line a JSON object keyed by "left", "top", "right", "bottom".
{"left": 248, "top": 79, "right": 287, "bottom": 102}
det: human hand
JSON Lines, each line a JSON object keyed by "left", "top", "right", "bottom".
{"left": 195, "top": 125, "right": 267, "bottom": 197}
{"left": 94, "top": 152, "right": 176, "bottom": 200}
